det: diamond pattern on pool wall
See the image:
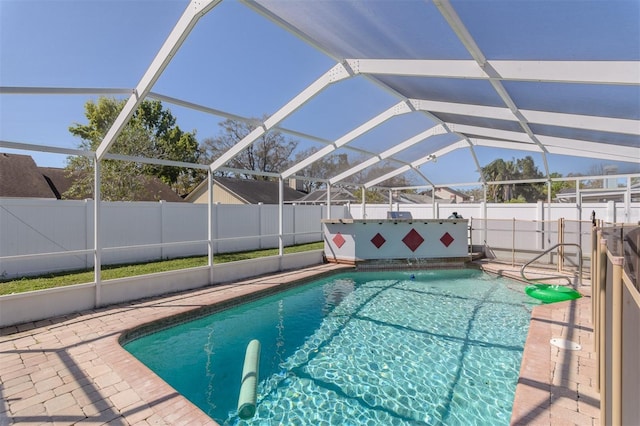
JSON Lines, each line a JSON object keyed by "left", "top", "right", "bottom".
{"left": 440, "top": 232, "right": 454, "bottom": 248}
{"left": 402, "top": 228, "right": 424, "bottom": 252}
{"left": 333, "top": 233, "right": 346, "bottom": 249}
{"left": 371, "top": 233, "right": 386, "bottom": 249}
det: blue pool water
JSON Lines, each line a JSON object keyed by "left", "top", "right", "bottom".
{"left": 123, "top": 269, "right": 536, "bottom": 425}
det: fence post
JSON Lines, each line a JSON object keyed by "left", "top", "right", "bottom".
{"left": 537, "top": 200, "right": 544, "bottom": 251}
{"left": 512, "top": 217, "right": 516, "bottom": 267}
{"left": 469, "top": 217, "right": 473, "bottom": 256}
{"left": 362, "top": 188, "right": 366, "bottom": 219}
{"left": 481, "top": 201, "right": 487, "bottom": 249}
{"left": 278, "top": 178, "right": 284, "bottom": 259}
{"left": 208, "top": 172, "right": 214, "bottom": 284}
{"left": 258, "top": 202, "right": 263, "bottom": 249}
{"left": 607, "top": 200, "right": 616, "bottom": 223}
{"left": 160, "top": 200, "right": 165, "bottom": 259}
{"left": 625, "top": 176, "right": 631, "bottom": 223}
{"left": 598, "top": 235, "right": 607, "bottom": 412}
{"left": 610, "top": 255, "right": 624, "bottom": 426}
{"left": 85, "top": 199, "right": 91, "bottom": 270}
{"left": 576, "top": 180, "right": 582, "bottom": 221}
{"left": 558, "top": 218, "right": 564, "bottom": 272}
{"left": 94, "top": 159, "right": 102, "bottom": 307}
{"left": 292, "top": 204, "right": 297, "bottom": 246}
{"left": 591, "top": 224, "right": 597, "bottom": 325}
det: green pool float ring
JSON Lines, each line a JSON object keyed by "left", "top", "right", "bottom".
{"left": 525, "top": 283, "right": 581, "bottom": 304}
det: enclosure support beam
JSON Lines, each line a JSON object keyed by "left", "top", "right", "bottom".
{"left": 426, "top": 1, "right": 551, "bottom": 175}
{"left": 96, "top": 0, "right": 222, "bottom": 160}
{"left": 347, "top": 58, "right": 640, "bottom": 85}
{"left": 208, "top": 170, "right": 214, "bottom": 284}
{"left": 282, "top": 101, "right": 412, "bottom": 179}
{"left": 576, "top": 181, "right": 582, "bottom": 219}
{"left": 626, "top": 177, "right": 631, "bottom": 222}
{"left": 362, "top": 140, "right": 463, "bottom": 188}
{"left": 329, "top": 124, "right": 445, "bottom": 185}
{"left": 548, "top": 180, "right": 552, "bottom": 206}
{"left": 432, "top": 186, "right": 436, "bottom": 219}
{"left": 94, "top": 159, "right": 102, "bottom": 307}
{"left": 411, "top": 98, "right": 640, "bottom": 135}
{"left": 211, "top": 62, "right": 353, "bottom": 173}
{"left": 278, "top": 178, "right": 284, "bottom": 258}
{"left": 326, "top": 184, "right": 332, "bottom": 219}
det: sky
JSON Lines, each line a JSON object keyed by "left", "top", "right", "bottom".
{"left": 1, "top": 0, "right": 638, "bottom": 188}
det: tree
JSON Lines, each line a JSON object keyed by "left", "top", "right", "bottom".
{"left": 65, "top": 97, "right": 200, "bottom": 200}
{"left": 545, "top": 172, "right": 574, "bottom": 201}
{"left": 292, "top": 149, "right": 351, "bottom": 192}
{"left": 514, "top": 156, "right": 545, "bottom": 201}
{"left": 482, "top": 156, "right": 545, "bottom": 202}
{"left": 482, "top": 158, "right": 511, "bottom": 202}
{"left": 201, "top": 118, "right": 298, "bottom": 180}
{"left": 352, "top": 187, "right": 386, "bottom": 203}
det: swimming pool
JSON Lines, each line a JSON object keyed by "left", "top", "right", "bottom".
{"left": 123, "top": 269, "right": 536, "bottom": 425}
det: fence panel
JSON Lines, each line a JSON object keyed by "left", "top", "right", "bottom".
{"left": 161, "top": 202, "right": 208, "bottom": 259}
{"left": 293, "top": 205, "right": 324, "bottom": 245}
{"left": 0, "top": 199, "right": 91, "bottom": 276}
{"left": 0, "top": 199, "right": 346, "bottom": 278}
{"left": 101, "top": 202, "right": 163, "bottom": 265}
{"left": 215, "top": 205, "right": 262, "bottom": 253}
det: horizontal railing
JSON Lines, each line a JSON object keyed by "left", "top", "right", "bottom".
{"left": 520, "top": 242, "right": 582, "bottom": 285}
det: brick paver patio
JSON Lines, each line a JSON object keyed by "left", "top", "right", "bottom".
{"left": 1, "top": 262, "right": 599, "bottom": 425}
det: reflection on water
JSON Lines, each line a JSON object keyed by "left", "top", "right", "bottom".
{"left": 124, "top": 270, "right": 533, "bottom": 425}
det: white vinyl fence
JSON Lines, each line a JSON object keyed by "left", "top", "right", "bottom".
{"left": 349, "top": 200, "right": 638, "bottom": 271}
{"left": 349, "top": 200, "right": 639, "bottom": 224}
{"left": 1, "top": 198, "right": 638, "bottom": 279}
{"left": 0, "top": 198, "right": 345, "bottom": 279}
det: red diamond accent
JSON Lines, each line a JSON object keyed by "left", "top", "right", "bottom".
{"left": 333, "top": 233, "right": 346, "bottom": 249}
{"left": 402, "top": 228, "right": 424, "bottom": 252}
{"left": 371, "top": 233, "right": 386, "bottom": 249}
{"left": 440, "top": 232, "right": 454, "bottom": 247}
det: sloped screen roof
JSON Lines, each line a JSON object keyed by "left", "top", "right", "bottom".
{"left": 1, "top": 0, "right": 638, "bottom": 189}
{"left": 246, "top": 0, "right": 639, "bottom": 186}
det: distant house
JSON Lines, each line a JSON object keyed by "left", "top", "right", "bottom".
{"left": 185, "top": 176, "right": 307, "bottom": 204}
{"left": 0, "top": 153, "right": 184, "bottom": 202}
{"left": 421, "top": 187, "right": 470, "bottom": 204}
{"left": 393, "top": 192, "right": 433, "bottom": 204}
{"left": 555, "top": 186, "right": 640, "bottom": 203}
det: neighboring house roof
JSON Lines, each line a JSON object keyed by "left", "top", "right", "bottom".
{"left": 0, "top": 153, "right": 184, "bottom": 202}
{"left": 135, "top": 177, "right": 185, "bottom": 202}
{"left": 0, "top": 153, "right": 56, "bottom": 198}
{"left": 39, "top": 167, "right": 74, "bottom": 199}
{"left": 295, "top": 188, "right": 358, "bottom": 204}
{"left": 185, "top": 177, "right": 308, "bottom": 204}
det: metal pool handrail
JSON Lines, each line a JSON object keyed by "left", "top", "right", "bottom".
{"left": 520, "top": 243, "right": 583, "bottom": 286}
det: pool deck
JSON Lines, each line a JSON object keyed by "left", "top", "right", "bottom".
{"left": 0, "top": 261, "right": 599, "bottom": 425}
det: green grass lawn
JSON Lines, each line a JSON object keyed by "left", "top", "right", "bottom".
{"left": 0, "top": 242, "right": 324, "bottom": 295}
